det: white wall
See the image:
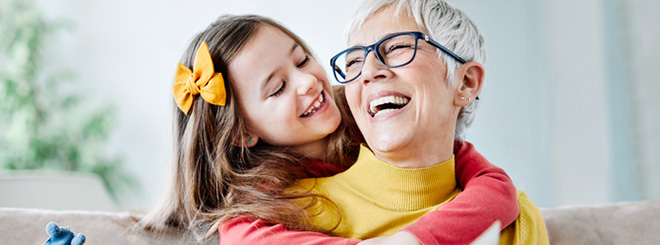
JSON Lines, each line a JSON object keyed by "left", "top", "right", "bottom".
{"left": 544, "top": 0, "right": 614, "bottom": 205}
{"left": 624, "top": 0, "right": 660, "bottom": 201}
{"left": 35, "top": 0, "right": 657, "bottom": 209}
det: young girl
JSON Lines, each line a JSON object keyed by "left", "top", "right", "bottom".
{"left": 139, "top": 14, "right": 518, "bottom": 244}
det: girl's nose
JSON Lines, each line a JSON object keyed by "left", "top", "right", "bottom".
{"left": 296, "top": 72, "right": 318, "bottom": 95}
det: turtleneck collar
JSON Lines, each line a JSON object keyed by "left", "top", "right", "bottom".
{"left": 334, "top": 144, "right": 458, "bottom": 211}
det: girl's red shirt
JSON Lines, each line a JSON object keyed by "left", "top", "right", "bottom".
{"left": 219, "top": 141, "right": 519, "bottom": 245}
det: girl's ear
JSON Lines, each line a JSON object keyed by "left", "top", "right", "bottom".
{"left": 453, "top": 61, "right": 485, "bottom": 107}
{"left": 232, "top": 132, "right": 259, "bottom": 147}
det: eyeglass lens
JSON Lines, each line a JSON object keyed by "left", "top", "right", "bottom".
{"left": 333, "top": 33, "right": 417, "bottom": 83}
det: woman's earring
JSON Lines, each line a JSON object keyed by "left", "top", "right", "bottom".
{"left": 460, "top": 97, "right": 465, "bottom": 100}
{"left": 468, "top": 97, "right": 472, "bottom": 102}
{"left": 248, "top": 138, "right": 254, "bottom": 144}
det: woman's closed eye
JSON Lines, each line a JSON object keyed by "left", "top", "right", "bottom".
{"left": 269, "top": 81, "right": 286, "bottom": 97}
{"left": 346, "top": 57, "right": 363, "bottom": 70}
{"left": 384, "top": 43, "right": 413, "bottom": 55}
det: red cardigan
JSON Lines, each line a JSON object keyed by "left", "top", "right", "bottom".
{"left": 219, "top": 141, "right": 518, "bottom": 245}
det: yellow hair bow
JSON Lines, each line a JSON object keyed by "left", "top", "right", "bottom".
{"left": 172, "top": 42, "right": 226, "bottom": 115}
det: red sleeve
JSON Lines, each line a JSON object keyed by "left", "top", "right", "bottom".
{"left": 400, "top": 141, "right": 519, "bottom": 245}
{"left": 301, "top": 159, "right": 347, "bottom": 178}
{"left": 217, "top": 160, "right": 354, "bottom": 244}
{"left": 219, "top": 217, "right": 361, "bottom": 245}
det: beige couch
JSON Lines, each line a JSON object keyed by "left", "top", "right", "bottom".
{"left": 541, "top": 200, "right": 660, "bottom": 244}
{"left": 1, "top": 200, "right": 659, "bottom": 244}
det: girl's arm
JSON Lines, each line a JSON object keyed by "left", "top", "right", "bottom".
{"left": 398, "top": 140, "right": 519, "bottom": 245}
{"left": 220, "top": 141, "right": 518, "bottom": 245}
{"left": 220, "top": 217, "right": 418, "bottom": 244}
{"left": 219, "top": 217, "right": 360, "bottom": 245}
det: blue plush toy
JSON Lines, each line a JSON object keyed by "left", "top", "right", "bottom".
{"left": 43, "top": 222, "right": 86, "bottom": 245}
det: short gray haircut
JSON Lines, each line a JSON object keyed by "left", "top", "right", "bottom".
{"left": 346, "top": 0, "right": 486, "bottom": 140}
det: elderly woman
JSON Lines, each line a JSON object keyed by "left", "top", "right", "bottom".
{"left": 291, "top": 0, "right": 549, "bottom": 244}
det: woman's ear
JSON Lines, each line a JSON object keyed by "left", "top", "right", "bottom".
{"left": 232, "top": 132, "right": 259, "bottom": 147}
{"left": 454, "top": 62, "right": 485, "bottom": 107}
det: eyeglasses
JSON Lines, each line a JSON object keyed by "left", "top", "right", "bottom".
{"left": 330, "top": 31, "right": 467, "bottom": 84}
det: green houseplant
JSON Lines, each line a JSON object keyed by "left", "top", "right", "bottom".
{"left": 0, "top": 0, "right": 133, "bottom": 200}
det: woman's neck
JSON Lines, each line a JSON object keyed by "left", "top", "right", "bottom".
{"left": 372, "top": 132, "right": 455, "bottom": 168}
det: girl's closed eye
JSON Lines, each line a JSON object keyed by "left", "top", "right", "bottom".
{"left": 297, "top": 55, "right": 310, "bottom": 68}
{"left": 269, "top": 81, "right": 286, "bottom": 97}
{"left": 268, "top": 55, "right": 306, "bottom": 98}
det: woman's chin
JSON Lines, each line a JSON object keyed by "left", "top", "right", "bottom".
{"left": 366, "top": 135, "right": 411, "bottom": 155}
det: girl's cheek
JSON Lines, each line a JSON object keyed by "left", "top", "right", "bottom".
{"left": 280, "top": 96, "right": 298, "bottom": 116}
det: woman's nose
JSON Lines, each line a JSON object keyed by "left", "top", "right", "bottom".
{"left": 359, "top": 51, "right": 387, "bottom": 84}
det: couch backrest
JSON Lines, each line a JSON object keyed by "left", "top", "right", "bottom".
{"left": 540, "top": 200, "right": 660, "bottom": 244}
{"left": 0, "top": 208, "right": 218, "bottom": 244}
{"left": 2, "top": 200, "right": 659, "bottom": 244}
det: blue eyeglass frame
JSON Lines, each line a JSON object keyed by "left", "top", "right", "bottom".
{"left": 330, "top": 31, "right": 468, "bottom": 84}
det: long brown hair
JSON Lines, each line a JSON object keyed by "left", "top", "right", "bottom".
{"left": 138, "top": 14, "right": 359, "bottom": 240}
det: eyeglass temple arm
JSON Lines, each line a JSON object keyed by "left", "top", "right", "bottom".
{"left": 422, "top": 34, "right": 477, "bottom": 99}
{"left": 423, "top": 35, "right": 468, "bottom": 64}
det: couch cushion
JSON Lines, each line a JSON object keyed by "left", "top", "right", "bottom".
{"left": 0, "top": 208, "right": 218, "bottom": 244}
{"left": 540, "top": 200, "right": 660, "bottom": 244}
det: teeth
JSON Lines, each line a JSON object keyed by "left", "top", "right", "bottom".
{"left": 369, "top": 95, "right": 409, "bottom": 117}
{"left": 375, "top": 108, "right": 397, "bottom": 116}
{"left": 301, "top": 93, "right": 325, "bottom": 117}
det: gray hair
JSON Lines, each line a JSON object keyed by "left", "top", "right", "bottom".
{"left": 346, "top": 0, "right": 486, "bottom": 140}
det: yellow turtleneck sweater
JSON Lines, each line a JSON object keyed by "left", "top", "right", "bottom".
{"left": 291, "top": 145, "right": 548, "bottom": 244}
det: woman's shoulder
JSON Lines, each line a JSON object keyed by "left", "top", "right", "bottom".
{"left": 499, "top": 191, "right": 550, "bottom": 245}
